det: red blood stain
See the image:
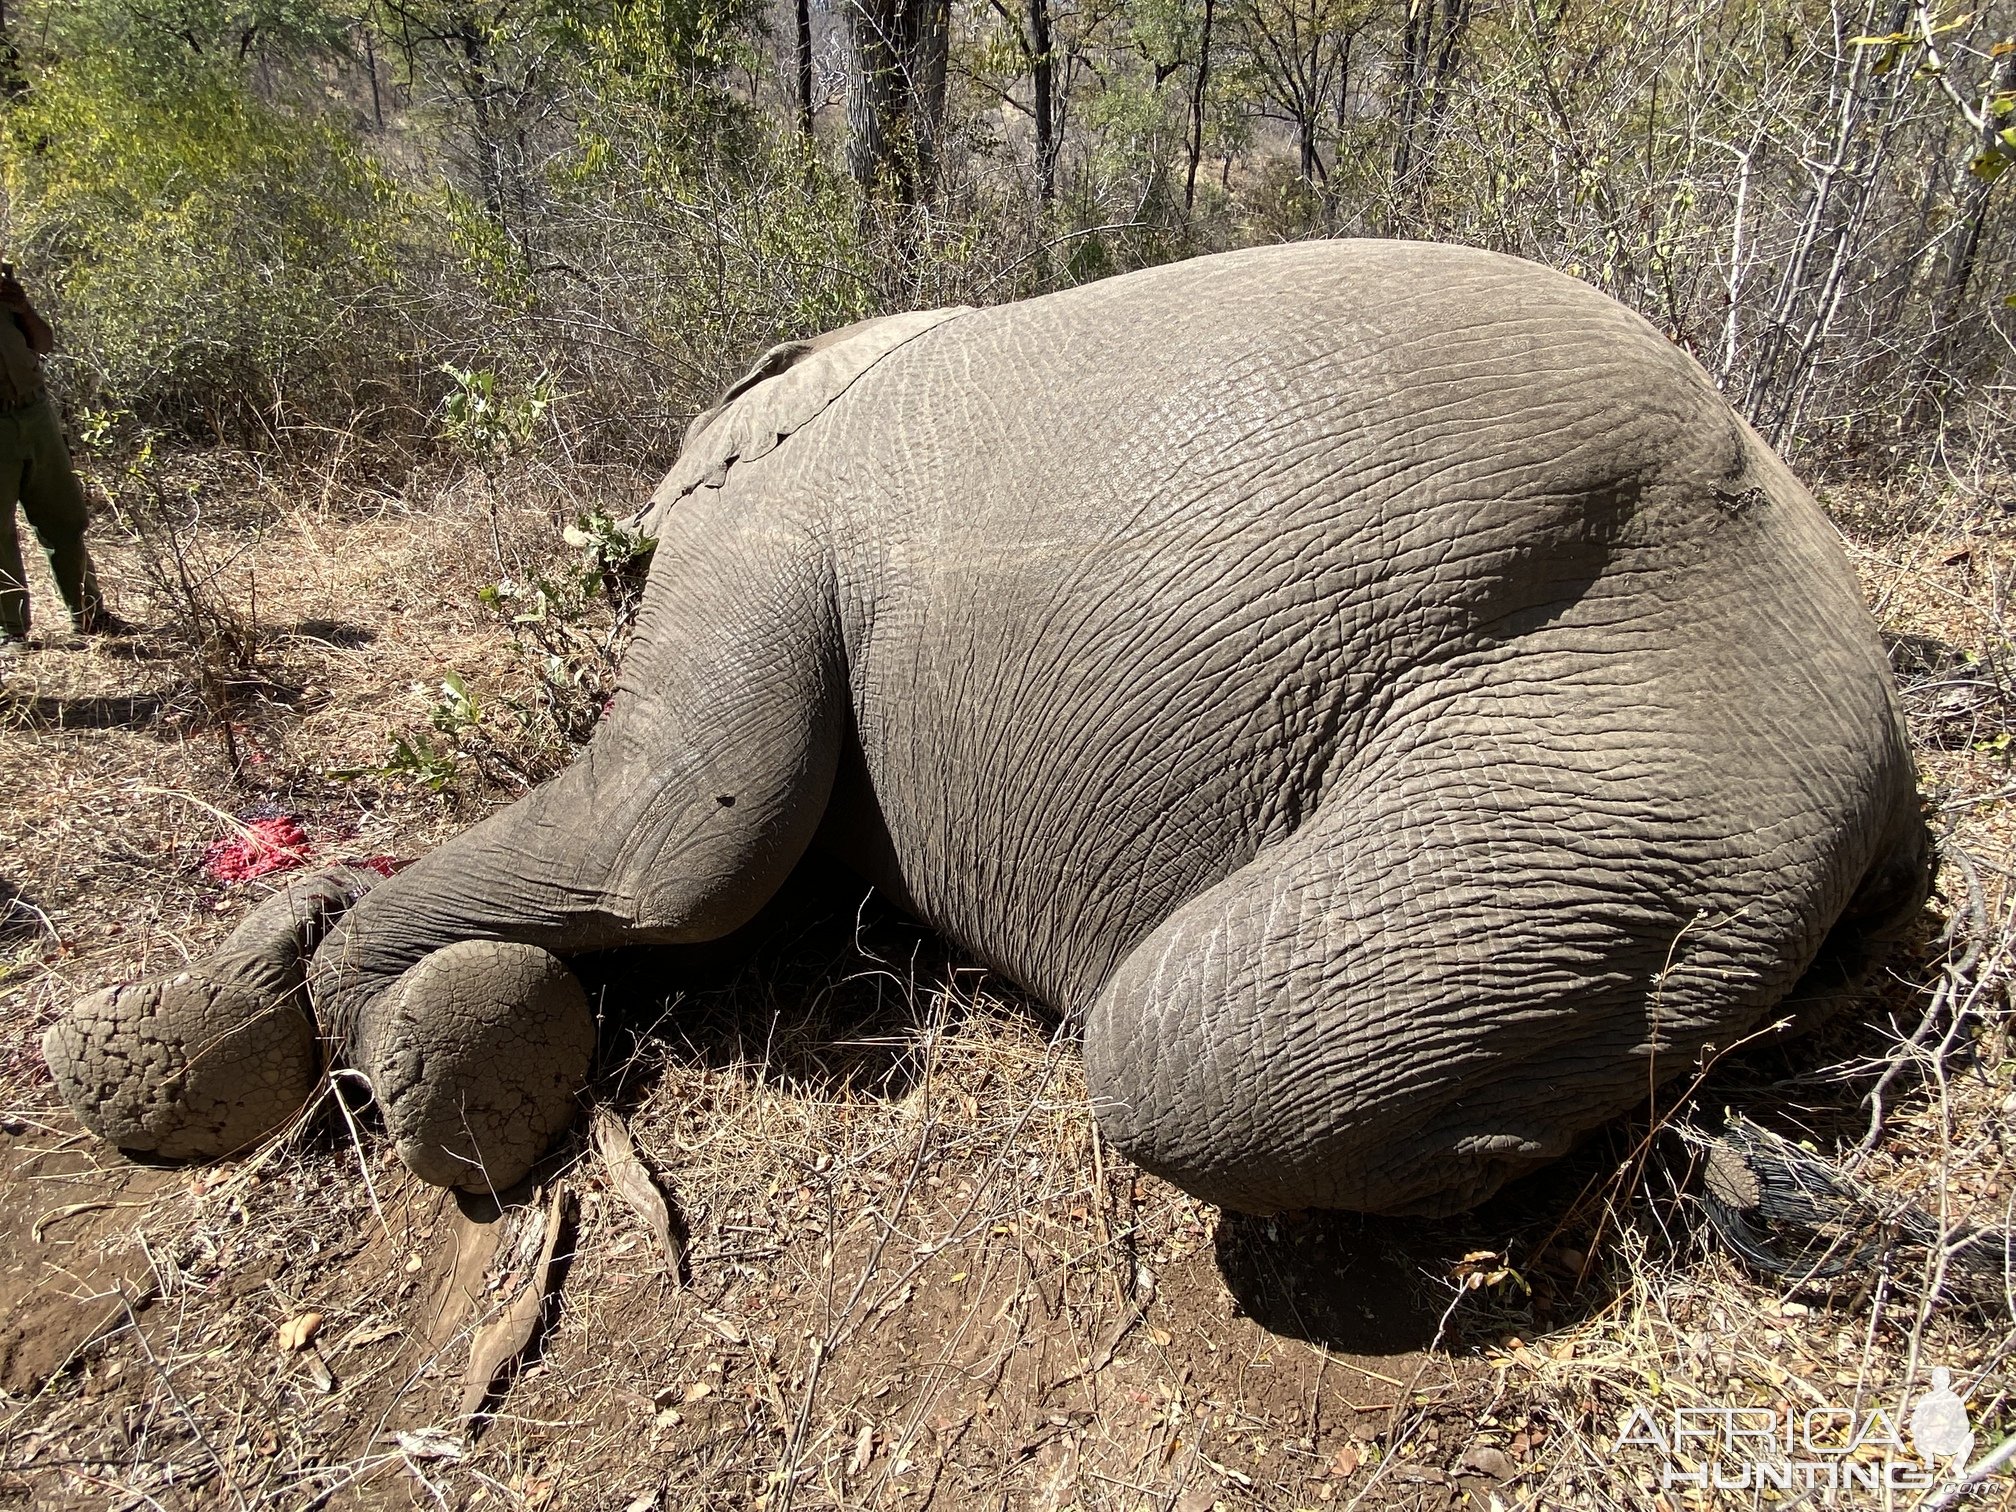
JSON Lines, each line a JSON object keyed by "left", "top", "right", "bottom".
{"left": 201, "top": 816, "right": 314, "bottom": 883}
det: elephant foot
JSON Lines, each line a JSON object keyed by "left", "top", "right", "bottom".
{"left": 44, "top": 971, "right": 321, "bottom": 1161}
{"left": 43, "top": 867, "right": 379, "bottom": 1162}
{"left": 358, "top": 940, "right": 595, "bottom": 1193}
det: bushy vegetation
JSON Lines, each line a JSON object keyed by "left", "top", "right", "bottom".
{"left": 0, "top": 0, "right": 2010, "bottom": 467}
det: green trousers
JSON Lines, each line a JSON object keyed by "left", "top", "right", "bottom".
{"left": 0, "top": 390, "right": 102, "bottom": 640}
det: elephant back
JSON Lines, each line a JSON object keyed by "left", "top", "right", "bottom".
{"left": 627, "top": 306, "right": 971, "bottom": 541}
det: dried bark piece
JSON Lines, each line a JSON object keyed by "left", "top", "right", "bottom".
{"left": 458, "top": 1183, "right": 573, "bottom": 1428}
{"left": 592, "top": 1108, "right": 684, "bottom": 1282}
{"left": 300, "top": 1343, "right": 335, "bottom": 1393}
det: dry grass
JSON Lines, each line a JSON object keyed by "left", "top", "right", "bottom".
{"left": 0, "top": 450, "right": 2012, "bottom": 1510}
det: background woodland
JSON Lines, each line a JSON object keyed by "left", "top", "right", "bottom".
{"left": 0, "top": 0, "right": 2011, "bottom": 474}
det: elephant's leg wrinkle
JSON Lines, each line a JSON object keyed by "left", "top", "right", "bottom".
{"left": 306, "top": 510, "right": 850, "bottom": 1189}
{"left": 1083, "top": 821, "right": 1623, "bottom": 1217}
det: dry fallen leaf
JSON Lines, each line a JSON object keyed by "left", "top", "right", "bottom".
{"left": 394, "top": 1429, "right": 465, "bottom": 1462}
{"left": 459, "top": 1183, "right": 574, "bottom": 1428}
{"left": 592, "top": 1108, "right": 684, "bottom": 1282}
{"left": 1458, "top": 1443, "right": 1518, "bottom": 1481}
{"left": 850, "top": 1423, "right": 875, "bottom": 1476}
{"left": 700, "top": 1310, "right": 745, "bottom": 1344}
{"left": 276, "top": 1311, "right": 323, "bottom": 1352}
{"left": 1329, "top": 1444, "right": 1361, "bottom": 1478}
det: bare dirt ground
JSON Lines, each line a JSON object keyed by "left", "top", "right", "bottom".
{"left": 1, "top": 449, "right": 2013, "bottom": 1510}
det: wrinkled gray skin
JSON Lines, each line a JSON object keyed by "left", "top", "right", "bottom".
{"left": 47, "top": 242, "right": 1927, "bottom": 1214}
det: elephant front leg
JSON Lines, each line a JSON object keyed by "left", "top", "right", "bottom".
{"left": 349, "top": 939, "right": 597, "bottom": 1189}
{"left": 304, "top": 502, "right": 848, "bottom": 1192}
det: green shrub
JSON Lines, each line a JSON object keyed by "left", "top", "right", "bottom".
{"left": 1, "top": 47, "right": 411, "bottom": 440}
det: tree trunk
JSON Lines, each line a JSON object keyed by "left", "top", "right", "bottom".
{"left": 0, "top": 0, "right": 20, "bottom": 100}
{"left": 1029, "top": 0, "right": 1056, "bottom": 206}
{"left": 1184, "top": 0, "right": 1214, "bottom": 218}
{"left": 1391, "top": 0, "right": 1466, "bottom": 221}
{"left": 1411, "top": 0, "right": 1470, "bottom": 184}
{"left": 796, "top": 0, "right": 815, "bottom": 144}
{"left": 1745, "top": 0, "right": 1911, "bottom": 445}
{"left": 913, "top": 0, "right": 949, "bottom": 199}
{"left": 1392, "top": 0, "right": 1430, "bottom": 192}
{"left": 844, "top": 0, "right": 950, "bottom": 204}
{"left": 362, "top": 16, "right": 384, "bottom": 127}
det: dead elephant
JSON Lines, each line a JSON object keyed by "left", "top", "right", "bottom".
{"left": 48, "top": 241, "right": 1927, "bottom": 1216}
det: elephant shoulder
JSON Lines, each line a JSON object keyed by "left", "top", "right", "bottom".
{"left": 628, "top": 307, "right": 971, "bottom": 538}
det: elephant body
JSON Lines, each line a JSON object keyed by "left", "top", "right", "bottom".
{"left": 48, "top": 241, "right": 1926, "bottom": 1216}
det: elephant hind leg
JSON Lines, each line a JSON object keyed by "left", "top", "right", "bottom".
{"left": 359, "top": 940, "right": 596, "bottom": 1191}
{"left": 1081, "top": 747, "right": 1893, "bottom": 1217}
{"left": 1778, "top": 794, "right": 1933, "bottom": 1032}
{"left": 1081, "top": 805, "right": 1624, "bottom": 1218}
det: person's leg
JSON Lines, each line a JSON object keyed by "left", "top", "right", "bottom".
{"left": 15, "top": 394, "right": 104, "bottom": 630}
{"left": 0, "top": 408, "right": 31, "bottom": 642}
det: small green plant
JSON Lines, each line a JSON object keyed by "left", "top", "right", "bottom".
{"left": 332, "top": 670, "right": 533, "bottom": 794}
{"left": 468, "top": 511, "right": 648, "bottom": 777}
{"left": 562, "top": 511, "right": 656, "bottom": 597}
{"left": 348, "top": 506, "right": 648, "bottom": 801}
{"left": 348, "top": 731, "right": 462, "bottom": 792}
{"left": 72, "top": 407, "right": 129, "bottom": 452}
{"left": 437, "top": 366, "right": 558, "bottom": 457}
{"left": 426, "top": 669, "right": 482, "bottom": 736}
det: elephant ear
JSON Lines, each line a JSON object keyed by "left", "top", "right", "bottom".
{"left": 629, "top": 306, "right": 971, "bottom": 538}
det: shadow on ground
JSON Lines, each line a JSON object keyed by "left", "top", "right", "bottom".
{"left": 0, "top": 878, "right": 53, "bottom": 947}
{"left": 572, "top": 852, "right": 1020, "bottom": 1109}
{"left": 285, "top": 617, "right": 378, "bottom": 649}
{"left": 0, "top": 689, "right": 171, "bottom": 730}
{"left": 566, "top": 852, "right": 1665, "bottom": 1361}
